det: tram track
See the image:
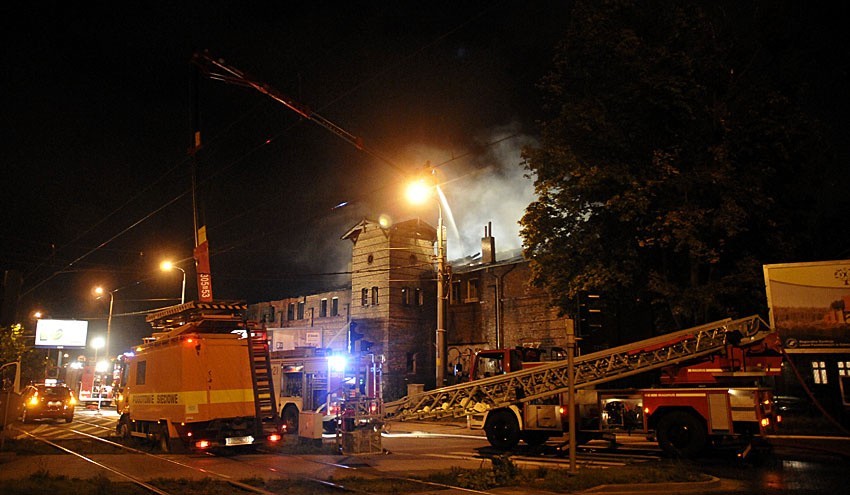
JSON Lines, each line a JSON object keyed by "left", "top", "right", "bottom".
{"left": 11, "top": 411, "right": 664, "bottom": 494}
{"left": 12, "top": 423, "right": 502, "bottom": 494}
{"left": 15, "top": 426, "right": 287, "bottom": 495}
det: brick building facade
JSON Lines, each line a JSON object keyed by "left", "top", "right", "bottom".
{"left": 248, "top": 217, "right": 565, "bottom": 400}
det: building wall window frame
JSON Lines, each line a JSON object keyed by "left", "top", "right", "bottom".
{"left": 415, "top": 287, "right": 423, "bottom": 306}
{"left": 402, "top": 287, "right": 410, "bottom": 306}
{"left": 372, "top": 286, "right": 379, "bottom": 305}
{"left": 406, "top": 352, "right": 417, "bottom": 374}
{"left": 287, "top": 303, "right": 295, "bottom": 321}
{"left": 451, "top": 280, "right": 461, "bottom": 304}
{"left": 320, "top": 298, "right": 328, "bottom": 318}
{"left": 466, "top": 278, "right": 479, "bottom": 302}
{"left": 361, "top": 288, "right": 368, "bottom": 306}
{"left": 297, "top": 301, "right": 305, "bottom": 320}
{"left": 331, "top": 297, "right": 339, "bottom": 316}
{"left": 812, "top": 360, "right": 828, "bottom": 384}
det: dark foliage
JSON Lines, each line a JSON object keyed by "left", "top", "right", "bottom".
{"left": 521, "top": 0, "right": 850, "bottom": 330}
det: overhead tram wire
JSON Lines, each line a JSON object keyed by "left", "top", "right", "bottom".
{"left": 21, "top": 193, "right": 187, "bottom": 298}
{"left": 19, "top": 98, "right": 269, "bottom": 300}
{"left": 22, "top": 5, "right": 516, "bottom": 303}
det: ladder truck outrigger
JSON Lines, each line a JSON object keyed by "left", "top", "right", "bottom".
{"left": 113, "top": 301, "right": 282, "bottom": 452}
{"left": 383, "top": 315, "right": 784, "bottom": 458}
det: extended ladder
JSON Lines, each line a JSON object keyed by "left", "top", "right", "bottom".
{"left": 384, "top": 315, "right": 772, "bottom": 421}
{"left": 247, "top": 324, "right": 279, "bottom": 428}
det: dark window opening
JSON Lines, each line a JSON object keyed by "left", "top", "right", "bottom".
{"left": 136, "top": 361, "right": 147, "bottom": 385}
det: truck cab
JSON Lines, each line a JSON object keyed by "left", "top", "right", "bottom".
{"left": 470, "top": 346, "right": 565, "bottom": 380}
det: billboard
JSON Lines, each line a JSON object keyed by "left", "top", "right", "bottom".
{"left": 764, "top": 260, "right": 850, "bottom": 351}
{"left": 34, "top": 319, "right": 88, "bottom": 348}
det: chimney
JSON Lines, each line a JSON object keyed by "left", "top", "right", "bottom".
{"left": 482, "top": 222, "right": 496, "bottom": 264}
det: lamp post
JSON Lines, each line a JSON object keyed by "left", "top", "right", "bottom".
{"left": 93, "top": 287, "right": 115, "bottom": 370}
{"left": 435, "top": 198, "right": 447, "bottom": 387}
{"left": 160, "top": 260, "right": 187, "bottom": 304}
{"left": 406, "top": 175, "right": 448, "bottom": 387}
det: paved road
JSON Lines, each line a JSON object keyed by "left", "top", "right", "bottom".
{"left": 3, "top": 406, "right": 850, "bottom": 494}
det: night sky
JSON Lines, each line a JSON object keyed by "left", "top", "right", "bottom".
{"left": 2, "top": 2, "right": 570, "bottom": 352}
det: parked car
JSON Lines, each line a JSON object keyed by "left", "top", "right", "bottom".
{"left": 20, "top": 383, "right": 76, "bottom": 423}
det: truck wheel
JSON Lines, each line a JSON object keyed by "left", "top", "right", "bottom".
{"left": 282, "top": 405, "right": 299, "bottom": 434}
{"left": 485, "top": 410, "right": 520, "bottom": 450}
{"left": 656, "top": 411, "right": 707, "bottom": 458}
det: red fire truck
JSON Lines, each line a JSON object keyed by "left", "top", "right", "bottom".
{"left": 270, "top": 347, "right": 383, "bottom": 434}
{"left": 76, "top": 361, "right": 118, "bottom": 407}
{"left": 385, "top": 315, "right": 783, "bottom": 457}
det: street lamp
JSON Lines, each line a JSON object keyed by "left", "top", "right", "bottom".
{"left": 406, "top": 175, "right": 448, "bottom": 387}
{"left": 93, "top": 286, "right": 115, "bottom": 367}
{"left": 90, "top": 336, "right": 105, "bottom": 368}
{"left": 160, "top": 260, "right": 187, "bottom": 304}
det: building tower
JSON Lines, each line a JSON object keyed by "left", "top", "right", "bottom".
{"left": 342, "top": 218, "right": 437, "bottom": 399}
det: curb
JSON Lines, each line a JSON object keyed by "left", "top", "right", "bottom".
{"left": 578, "top": 475, "right": 722, "bottom": 494}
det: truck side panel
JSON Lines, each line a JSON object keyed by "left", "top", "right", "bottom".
{"left": 127, "top": 334, "right": 255, "bottom": 424}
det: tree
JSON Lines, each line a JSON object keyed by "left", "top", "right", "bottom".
{"left": 0, "top": 324, "right": 41, "bottom": 388}
{"left": 521, "top": 1, "right": 846, "bottom": 330}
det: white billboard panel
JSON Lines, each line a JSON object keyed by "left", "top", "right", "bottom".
{"left": 35, "top": 319, "right": 89, "bottom": 348}
{"left": 764, "top": 260, "right": 850, "bottom": 350}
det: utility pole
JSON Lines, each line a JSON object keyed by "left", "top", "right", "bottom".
{"left": 567, "top": 318, "right": 578, "bottom": 474}
{"left": 436, "top": 206, "right": 446, "bottom": 388}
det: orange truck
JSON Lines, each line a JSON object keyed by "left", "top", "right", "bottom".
{"left": 114, "top": 301, "right": 280, "bottom": 452}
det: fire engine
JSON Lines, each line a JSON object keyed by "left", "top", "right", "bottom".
{"left": 384, "top": 315, "right": 784, "bottom": 457}
{"left": 76, "top": 361, "right": 118, "bottom": 407}
{"left": 270, "top": 347, "right": 383, "bottom": 434}
{"left": 113, "top": 301, "right": 281, "bottom": 452}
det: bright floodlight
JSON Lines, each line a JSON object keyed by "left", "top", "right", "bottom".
{"left": 328, "top": 355, "right": 347, "bottom": 372}
{"left": 405, "top": 178, "right": 432, "bottom": 205}
{"left": 160, "top": 260, "right": 174, "bottom": 271}
{"left": 95, "top": 360, "right": 109, "bottom": 373}
{"left": 91, "top": 336, "right": 105, "bottom": 350}
{"left": 94, "top": 286, "right": 105, "bottom": 297}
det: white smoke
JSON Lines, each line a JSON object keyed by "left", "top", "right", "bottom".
{"left": 403, "top": 123, "right": 538, "bottom": 261}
